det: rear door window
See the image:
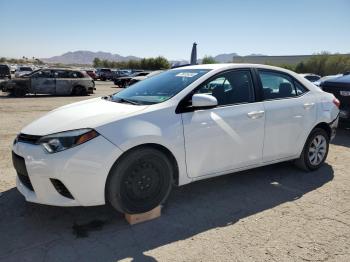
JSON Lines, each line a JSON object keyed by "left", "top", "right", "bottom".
{"left": 258, "top": 71, "right": 298, "bottom": 100}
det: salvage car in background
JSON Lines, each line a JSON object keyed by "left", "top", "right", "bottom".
{"left": 321, "top": 74, "right": 350, "bottom": 124}
{"left": 15, "top": 66, "right": 33, "bottom": 78}
{"left": 0, "top": 64, "right": 11, "bottom": 80}
{"left": 12, "top": 64, "right": 339, "bottom": 214}
{"left": 113, "top": 71, "right": 150, "bottom": 87}
{"left": 1, "top": 68, "right": 95, "bottom": 97}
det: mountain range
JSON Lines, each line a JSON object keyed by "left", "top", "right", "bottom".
{"left": 42, "top": 50, "right": 269, "bottom": 65}
{"left": 43, "top": 50, "right": 339, "bottom": 66}
{"left": 42, "top": 51, "right": 140, "bottom": 65}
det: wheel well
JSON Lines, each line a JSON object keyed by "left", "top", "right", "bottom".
{"left": 105, "top": 143, "right": 179, "bottom": 200}
{"left": 313, "top": 122, "right": 331, "bottom": 139}
{"left": 72, "top": 85, "right": 86, "bottom": 94}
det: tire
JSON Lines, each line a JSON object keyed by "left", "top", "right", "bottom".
{"left": 295, "top": 128, "right": 330, "bottom": 171}
{"left": 106, "top": 147, "right": 173, "bottom": 214}
{"left": 72, "top": 86, "right": 87, "bottom": 96}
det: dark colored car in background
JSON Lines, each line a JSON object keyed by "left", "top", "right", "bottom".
{"left": 85, "top": 70, "right": 98, "bottom": 80}
{"left": 0, "top": 64, "right": 11, "bottom": 80}
{"left": 113, "top": 71, "right": 150, "bottom": 88}
{"left": 96, "top": 68, "right": 114, "bottom": 81}
{"left": 321, "top": 74, "right": 350, "bottom": 124}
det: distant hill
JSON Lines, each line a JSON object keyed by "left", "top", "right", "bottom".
{"left": 42, "top": 51, "right": 141, "bottom": 64}
{"left": 41, "top": 50, "right": 350, "bottom": 66}
{"left": 213, "top": 53, "right": 239, "bottom": 63}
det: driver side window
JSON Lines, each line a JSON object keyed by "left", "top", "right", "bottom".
{"left": 196, "top": 70, "right": 255, "bottom": 106}
{"left": 34, "top": 70, "right": 52, "bottom": 78}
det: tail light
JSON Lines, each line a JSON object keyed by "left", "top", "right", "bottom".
{"left": 333, "top": 98, "right": 340, "bottom": 108}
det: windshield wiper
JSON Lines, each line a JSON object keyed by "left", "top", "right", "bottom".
{"left": 116, "top": 98, "right": 141, "bottom": 105}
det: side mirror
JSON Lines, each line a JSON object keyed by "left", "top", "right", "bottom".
{"left": 192, "top": 94, "right": 218, "bottom": 108}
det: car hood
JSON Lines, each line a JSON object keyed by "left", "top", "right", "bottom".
{"left": 21, "top": 97, "right": 148, "bottom": 136}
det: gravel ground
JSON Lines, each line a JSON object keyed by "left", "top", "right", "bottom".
{"left": 0, "top": 81, "right": 349, "bottom": 261}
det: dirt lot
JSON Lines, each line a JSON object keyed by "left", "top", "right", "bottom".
{"left": 0, "top": 81, "right": 349, "bottom": 261}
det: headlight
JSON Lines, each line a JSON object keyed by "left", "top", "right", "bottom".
{"left": 340, "top": 91, "right": 350, "bottom": 96}
{"left": 38, "top": 128, "right": 99, "bottom": 153}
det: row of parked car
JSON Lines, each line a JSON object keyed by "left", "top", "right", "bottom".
{"left": 0, "top": 64, "right": 160, "bottom": 97}
{"left": 83, "top": 68, "right": 164, "bottom": 88}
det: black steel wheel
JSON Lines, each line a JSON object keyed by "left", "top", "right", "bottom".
{"left": 107, "top": 147, "right": 173, "bottom": 214}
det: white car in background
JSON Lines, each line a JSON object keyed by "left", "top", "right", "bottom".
{"left": 12, "top": 64, "right": 339, "bottom": 214}
{"left": 10, "top": 65, "right": 17, "bottom": 74}
{"left": 15, "top": 66, "right": 33, "bottom": 78}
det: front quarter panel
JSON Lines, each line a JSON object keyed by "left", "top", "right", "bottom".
{"left": 96, "top": 106, "right": 191, "bottom": 186}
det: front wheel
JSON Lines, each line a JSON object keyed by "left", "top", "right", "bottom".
{"left": 106, "top": 148, "right": 173, "bottom": 214}
{"left": 295, "top": 128, "right": 329, "bottom": 171}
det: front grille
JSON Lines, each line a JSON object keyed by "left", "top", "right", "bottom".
{"left": 18, "top": 173, "right": 34, "bottom": 191}
{"left": 17, "top": 133, "right": 41, "bottom": 144}
{"left": 50, "top": 179, "right": 74, "bottom": 199}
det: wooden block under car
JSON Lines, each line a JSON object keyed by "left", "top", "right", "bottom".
{"left": 125, "top": 206, "right": 161, "bottom": 225}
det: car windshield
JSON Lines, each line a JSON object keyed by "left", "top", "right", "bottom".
{"left": 111, "top": 69, "right": 211, "bottom": 105}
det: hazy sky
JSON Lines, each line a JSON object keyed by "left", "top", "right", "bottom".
{"left": 0, "top": 0, "right": 349, "bottom": 59}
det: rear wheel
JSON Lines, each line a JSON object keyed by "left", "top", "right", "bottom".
{"left": 295, "top": 128, "right": 329, "bottom": 171}
{"left": 72, "top": 85, "right": 87, "bottom": 96}
{"left": 107, "top": 147, "right": 173, "bottom": 214}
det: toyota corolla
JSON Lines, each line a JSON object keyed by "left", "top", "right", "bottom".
{"left": 12, "top": 64, "right": 339, "bottom": 214}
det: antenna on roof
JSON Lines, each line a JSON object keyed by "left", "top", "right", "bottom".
{"left": 190, "top": 42, "right": 197, "bottom": 65}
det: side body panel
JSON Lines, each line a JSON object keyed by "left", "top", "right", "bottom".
{"left": 262, "top": 92, "right": 317, "bottom": 162}
{"left": 181, "top": 102, "right": 265, "bottom": 178}
{"left": 31, "top": 77, "right": 55, "bottom": 94}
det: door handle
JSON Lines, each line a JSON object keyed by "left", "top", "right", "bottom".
{"left": 304, "top": 102, "right": 315, "bottom": 109}
{"left": 247, "top": 110, "right": 265, "bottom": 119}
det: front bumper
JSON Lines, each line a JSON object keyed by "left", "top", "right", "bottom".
{"left": 13, "top": 135, "right": 123, "bottom": 207}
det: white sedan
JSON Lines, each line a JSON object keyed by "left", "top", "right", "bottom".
{"left": 13, "top": 64, "right": 339, "bottom": 214}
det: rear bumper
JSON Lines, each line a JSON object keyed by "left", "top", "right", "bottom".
{"left": 329, "top": 113, "right": 339, "bottom": 140}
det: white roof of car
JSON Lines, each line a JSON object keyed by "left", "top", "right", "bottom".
{"left": 174, "top": 63, "right": 289, "bottom": 71}
{"left": 173, "top": 63, "right": 321, "bottom": 93}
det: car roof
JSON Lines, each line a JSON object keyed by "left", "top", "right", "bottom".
{"left": 172, "top": 63, "right": 321, "bottom": 93}
{"left": 172, "top": 63, "right": 289, "bottom": 71}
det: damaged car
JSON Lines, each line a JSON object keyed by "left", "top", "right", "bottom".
{"left": 0, "top": 68, "right": 95, "bottom": 97}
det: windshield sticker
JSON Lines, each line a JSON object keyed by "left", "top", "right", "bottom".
{"left": 176, "top": 72, "right": 198, "bottom": 78}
